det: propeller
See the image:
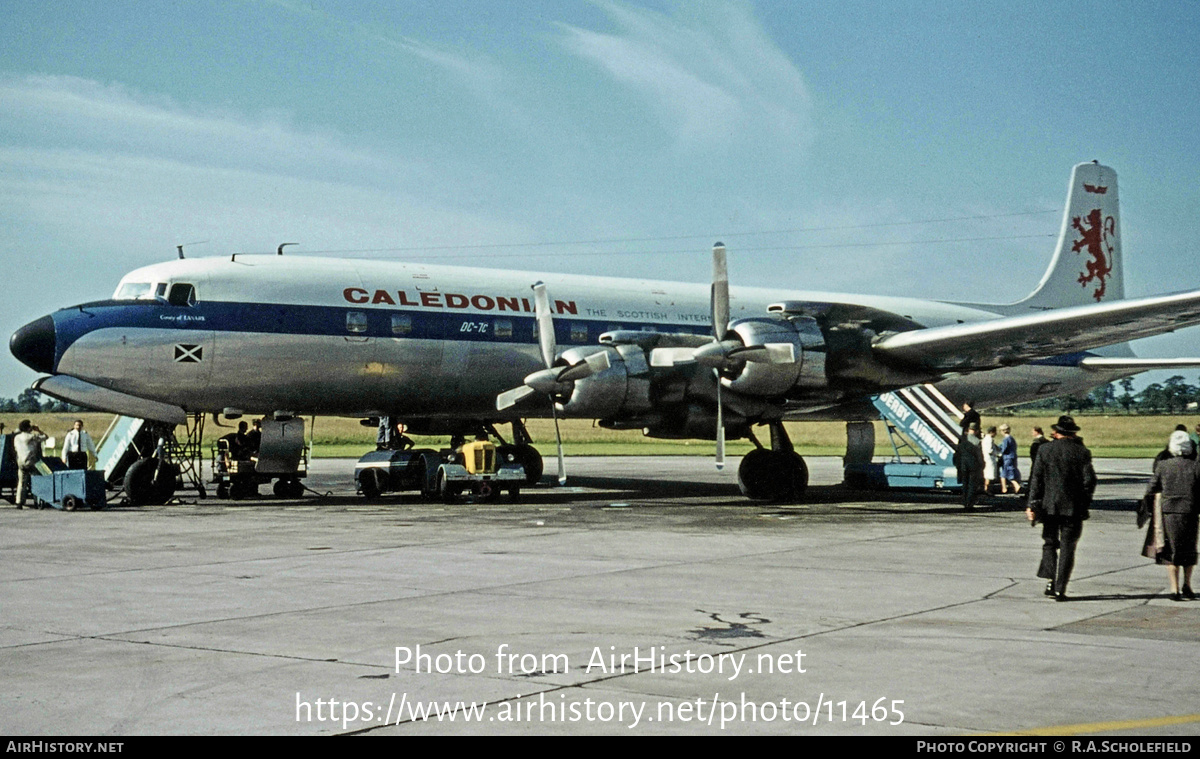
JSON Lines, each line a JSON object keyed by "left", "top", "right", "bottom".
{"left": 712, "top": 243, "right": 729, "bottom": 469}
{"left": 495, "top": 282, "right": 611, "bottom": 485}
{"left": 646, "top": 243, "right": 800, "bottom": 468}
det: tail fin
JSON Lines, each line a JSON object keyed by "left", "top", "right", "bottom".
{"left": 1009, "top": 162, "right": 1123, "bottom": 313}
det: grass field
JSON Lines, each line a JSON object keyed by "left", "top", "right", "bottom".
{"left": 7, "top": 412, "right": 1194, "bottom": 460}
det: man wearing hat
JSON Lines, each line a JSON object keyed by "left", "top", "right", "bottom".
{"left": 1025, "top": 415, "right": 1097, "bottom": 601}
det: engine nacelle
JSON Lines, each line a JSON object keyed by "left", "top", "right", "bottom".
{"left": 557, "top": 344, "right": 653, "bottom": 418}
{"left": 721, "top": 316, "right": 826, "bottom": 397}
{"left": 640, "top": 403, "right": 749, "bottom": 441}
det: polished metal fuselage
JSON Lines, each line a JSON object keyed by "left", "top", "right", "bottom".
{"left": 38, "top": 255, "right": 1123, "bottom": 420}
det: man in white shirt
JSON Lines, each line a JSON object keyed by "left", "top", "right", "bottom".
{"left": 14, "top": 419, "right": 48, "bottom": 509}
{"left": 61, "top": 419, "right": 96, "bottom": 470}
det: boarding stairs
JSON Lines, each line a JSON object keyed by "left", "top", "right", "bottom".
{"left": 96, "top": 414, "right": 206, "bottom": 496}
{"left": 95, "top": 415, "right": 148, "bottom": 488}
{"left": 843, "top": 384, "right": 963, "bottom": 490}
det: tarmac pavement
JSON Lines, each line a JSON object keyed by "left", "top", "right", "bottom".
{"left": 1, "top": 456, "right": 1197, "bottom": 736}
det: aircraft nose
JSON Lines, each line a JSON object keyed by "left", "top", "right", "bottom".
{"left": 10, "top": 315, "right": 56, "bottom": 374}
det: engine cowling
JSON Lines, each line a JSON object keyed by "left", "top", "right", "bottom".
{"left": 557, "top": 344, "right": 653, "bottom": 418}
{"left": 720, "top": 316, "right": 826, "bottom": 397}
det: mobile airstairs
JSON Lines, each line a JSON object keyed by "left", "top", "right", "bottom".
{"left": 843, "top": 384, "right": 964, "bottom": 490}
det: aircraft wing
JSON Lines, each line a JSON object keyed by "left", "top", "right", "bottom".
{"left": 1078, "top": 357, "right": 1200, "bottom": 371}
{"left": 872, "top": 289, "right": 1200, "bottom": 372}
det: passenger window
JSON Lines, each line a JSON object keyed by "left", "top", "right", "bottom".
{"left": 494, "top": 319, "right": 513, "bottom": 339}
{"left": 168, "top": 283, "right": 196, "bottom": 306}
{"left": 346, "top": 312, "right": 368, "bottom": 333}
{"left": 391, "top": 314, "right": 412, "bottom": 335}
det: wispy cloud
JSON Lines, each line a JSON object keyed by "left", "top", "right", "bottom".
{"left": 557, "top": 1, "right": 813, "bottom": 151}
{"left": 0, "top": 75, "right": 532, "bottom": 263}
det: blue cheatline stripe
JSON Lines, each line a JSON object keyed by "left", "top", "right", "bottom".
{"left": 50, "top": 299, "right": 1100, "bottom": 368}
{"left": 51, "top": 299, "right": 713, "bottom": 362}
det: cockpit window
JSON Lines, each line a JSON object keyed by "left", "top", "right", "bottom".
{"left": 155, "top": 283, "right": 168, "bottom": 300}
{"left": 168, "top": 283, "right": 196, "bottom": 306}
{"left": 115, "top": 282, "right": 154, "bottom": 300}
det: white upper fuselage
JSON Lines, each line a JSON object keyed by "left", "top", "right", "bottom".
{"left": 44, "top": 254, "right": 997, "bottom": 419}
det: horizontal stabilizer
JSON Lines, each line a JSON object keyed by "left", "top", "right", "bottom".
{"left": 874, "top": 289, "right": 1200, "bottom": 372}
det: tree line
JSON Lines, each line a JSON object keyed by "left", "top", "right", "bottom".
{"left": 1011, "top": 376, "right": 1200, "bottom": 415}
{"left": 0, "top": 388, "right": 83, "bottom": 414}
{"left": 1, "top": 375, "right": 1198, "bottom": 417}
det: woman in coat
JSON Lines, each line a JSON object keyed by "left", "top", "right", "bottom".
{"left": 998, "top": 423, "right": 1021, "bottom": 494}
{"left": 981, "top": 426, "right": 999, "bottom": 494}
{"left": 1144, "top": 431, "right": 1200, "bottom": 601}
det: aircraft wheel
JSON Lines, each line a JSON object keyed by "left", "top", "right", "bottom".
{"left": 273, "top": 479, "right": 289, "bottom": 498}
{"left": 216, "top": 482, "right": 230, "bottom": 499}
{"left": 286, "top": 479, "right": 306, "bottom": 499}
{"left": 508, "top": 487, "right": 520, "bottom": 502}
{"left": 737, "top": 449, "right": 793, "bottom": 502}
{"left": 787, "top": 452, "right": 809, "bottom": 500}
{"left": 124, "top": 458, "right": 158, "bottom": 506}
{"left": 152, "top": 462, "right": 180, "bottom": 504}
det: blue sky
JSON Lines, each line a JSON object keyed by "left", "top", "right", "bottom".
{"left": 2, "top": 0, "right": 1199, "bottom": 399}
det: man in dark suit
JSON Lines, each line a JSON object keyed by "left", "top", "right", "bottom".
{"left": 1025, "top": 415, "right": 1096, "bottom": 601}
{"left": 956, "top": 423, "right": 985, "bottom": 510}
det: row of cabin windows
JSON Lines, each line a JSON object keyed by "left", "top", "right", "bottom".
{"left": 346, "top": 312, "right": 592, "bottom": 342}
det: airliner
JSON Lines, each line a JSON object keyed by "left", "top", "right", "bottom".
{"left": 11, "top": 162, "right": 1200, "bottom": 501}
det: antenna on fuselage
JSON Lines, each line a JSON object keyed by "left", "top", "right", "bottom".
{"left": 277, "top": 242, "right": 298, "bottom": 256}
{"left": 175, "top": 240, "right": 208, "bottom": 259}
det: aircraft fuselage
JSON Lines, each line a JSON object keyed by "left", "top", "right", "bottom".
{"left": 12, "top": 254, "right": 1122, "bottom": 424}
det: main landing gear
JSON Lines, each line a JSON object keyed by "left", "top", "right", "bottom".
{"left": 737, "top": 422, "right": 808, "bottom": 503}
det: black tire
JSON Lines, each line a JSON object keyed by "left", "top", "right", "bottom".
{"left": 360, "top": 469, "right": 386, "bottom": 500}
{"left": 737, "top": 449, "right": 792, "bottom": 502}
{"left": 508, "top": 444, "right": 543, "bottom": 486}
{"left": 437, "top": 470, "right": 458, "bottom": 503}
{"left": 123, "top": 458, "right": 158, "bottom": 506}
{"left": 152, "top": 462, "right": 180, "bottom": 504}
{"left": 216, "top": 482, "right": 230, "bottom": 499}
{"left": 787, "top": 452, "right": 809, "bottom": 500}
{"left": 286, "top": 479, "right": 305, "bottom": 499}
{"left": 63, "top": 495, "right": 79, "bottom": 512}
{"left": 508, "top": 487, "right": 520, "bottom": 502}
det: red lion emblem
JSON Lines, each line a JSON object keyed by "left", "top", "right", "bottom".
{"left": 1071, "top": 207, "right": 1116, "bottom": 301}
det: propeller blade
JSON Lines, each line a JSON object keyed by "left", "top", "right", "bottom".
{"left": 496, "top": 385, "right": 537, "bottom": 410}
{"left": 555, "top": 350, "right": 610, "bottom": 384}
{"left": 649, "top": 346, "right": 699, "bottom": 367}
{"left": 532, "top": 282, "right": 556, "bottom": 370}
{"left": 584, "top": 350, "right": 612, "bottom": 374}
{"left": 552, "top": 408, "right": 566, "bottom": 485}
{"left": 728, "top": 342, "right": 796, "bottom": 364}
{"left": 715, "top": 369, "right": 725, "bottom": 470}
{"left": 711, "top": 243, "right": 729, "bottom": 342}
